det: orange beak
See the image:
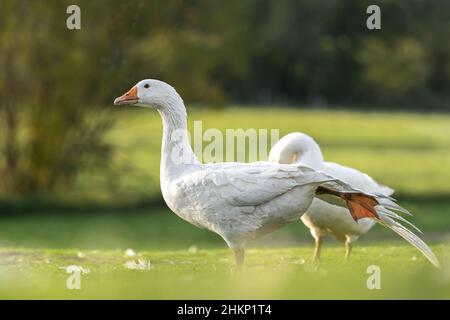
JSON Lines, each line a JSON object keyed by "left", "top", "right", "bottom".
{"left": 114, "top": 86, "right": 139, "bottom": 105}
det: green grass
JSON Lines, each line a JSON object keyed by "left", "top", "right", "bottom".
{"left": 0, "top": 202, "right": 449, "bottom": 250}
{"left": 1, "top": 107, "right": 450, "bottom": 299}
{"left": 1, "top": 245, "right": 449, "bottom": 299}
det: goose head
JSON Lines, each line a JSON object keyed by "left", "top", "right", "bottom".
{"left": 114, "top": 79, "right": 183, "bottom": 111}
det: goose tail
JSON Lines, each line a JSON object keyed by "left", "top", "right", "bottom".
{"left": 315, "top": 180, "right": 440, "bottom": 268}
{"left": 375, "top": 206, "right": 440, "bottom": 268}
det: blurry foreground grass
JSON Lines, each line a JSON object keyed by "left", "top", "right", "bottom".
{"left": 1, "top": 245, "right": 449, "bottom": 299}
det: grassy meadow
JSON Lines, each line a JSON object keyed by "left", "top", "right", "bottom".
{"left": 73, "top": 107, "right": 450, "bottom": 201}
{"left": 1, "top": 107, "right": 450, "bottom": 299}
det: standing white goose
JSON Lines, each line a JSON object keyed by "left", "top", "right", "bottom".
{"left": 114, "top": 80, "right": 439, "bottom": 268}
{"left": 269, "top": 132, "right": 433, "bottom": 263}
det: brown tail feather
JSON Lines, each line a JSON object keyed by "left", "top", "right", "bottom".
{"left": 316, "top": 186, "right": 380, "bottom": 221}
{"left": 343, "top": 193, "right": 379, "bottom": 221}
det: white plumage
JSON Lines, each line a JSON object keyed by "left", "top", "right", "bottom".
{"left": 269, "top": 132, "right": 438, "bottom": 265}
{"left": 114, "top": 80, "right": 439, "bottom": 268}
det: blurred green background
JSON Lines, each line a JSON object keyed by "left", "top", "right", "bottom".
{"left": 0, "top": 0, "right": 449, "bottom": 257}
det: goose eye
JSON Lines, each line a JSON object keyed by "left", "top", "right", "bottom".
{"left": 144, "top": 84, "right": 150, "bottom": 89}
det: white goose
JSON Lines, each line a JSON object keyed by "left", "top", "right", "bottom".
{"left": 114, "top": 80, "right": 439, "bottom": 268}
{"left": 269, "top": 132, "right": 436, "bottom": 264}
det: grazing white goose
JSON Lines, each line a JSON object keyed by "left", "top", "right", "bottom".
{"left": 114, "top": 80, "right": 439, "bottom": 268}
{"left": 269, "top": 132, "right": 436, "bottom": 264}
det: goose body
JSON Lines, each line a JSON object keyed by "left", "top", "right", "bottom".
{"left": 114, "top": 80, "right": 439, "bottom": 268}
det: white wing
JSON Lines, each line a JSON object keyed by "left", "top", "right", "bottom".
{"left": 187, "top": 162, "right": 335, "bottom": 207}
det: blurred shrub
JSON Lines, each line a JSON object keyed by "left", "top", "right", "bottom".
{"left": 0, "top": 1, "right": 113, "bottom": 194}
{"left": 357, "top": 37, "right": 428, "bottom": 100}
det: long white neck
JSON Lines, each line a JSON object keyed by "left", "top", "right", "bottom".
{"left": 157, "top": 95, "right": 200, "bottom": 182}
{"left": 269, "top": 132, "right": 324, "bottom": 168}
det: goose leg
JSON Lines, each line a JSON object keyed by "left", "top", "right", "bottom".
{"left": 233, "top": 248, "right": 245, "bottom": 269}
{"left": 313, "top": 236, "right": 323, "bottom": 263}
{"left": 309, "top": 228, "right": 324, "bottom": 263}
{"left": 345, "top": 238, "right": 352, "bottom": 261}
